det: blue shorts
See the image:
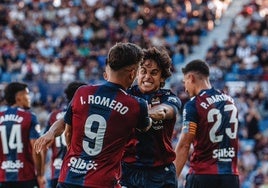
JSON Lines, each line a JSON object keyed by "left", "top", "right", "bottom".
{"left": 57, "top": 182, "right": 85, "bottom": 188}
{"left": 50, "top": 178, "right": 58, "bottom": 188}
{"left": 185, "top": 174, "right": 240, "bottom": 188}
{"left": 121, "top": 162, "right": 178, "bottom": 188}
{"left": 57, "top": 182, "right": 121, "bottom": 188}
{"left": 0, "top": 179, "right": 38, "bottom": 188}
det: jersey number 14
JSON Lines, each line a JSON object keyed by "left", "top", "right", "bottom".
{"left": 0, "top": 124, "right": 23, "bottom": 154}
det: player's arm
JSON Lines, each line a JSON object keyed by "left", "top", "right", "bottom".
{"left": 174, "top": 121, "right": 196, "bottom": 177}
{"left": 148, "top": 103, "right": 175, "bottom": 121}
{"left": 31, "top": 139, "right": 46, "bottom": 188}
{"left": 64, "top": 124, "right": 72, "bottom": 149}
{"left": 136, "top": 98, "right": 153, "bottom": 132}
{"left": 34, "top": 118, "right": 65, "bottom": 153}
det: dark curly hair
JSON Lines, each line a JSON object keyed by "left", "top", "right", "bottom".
{"left": 142, "top": 47, "right": 172, "bottom": 88}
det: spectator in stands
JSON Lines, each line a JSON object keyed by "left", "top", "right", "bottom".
{"left": 21, "top": 58, "right": 41, "bottom": 81}
{"left": 245, "top": 98, "right": 261, "bottom": 140}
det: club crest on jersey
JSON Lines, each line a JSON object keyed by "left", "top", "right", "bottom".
{"left": 151, "top": 97, "right": 160, "bottom": 105}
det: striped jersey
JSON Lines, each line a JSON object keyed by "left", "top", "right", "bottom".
{"left": 0, "top": 106, "right": 40, "bottom": 182}
{"left": 122, "top": 85, "right": 181, "bottom": 167}
{"left": 45, "top": 108, "right": 67, "bottom": 180}
{"left": 58, "top": 82, "right": 151, "bottom": 187}
{"left": 182, "top": 87, "right": 239, "bottom": 175}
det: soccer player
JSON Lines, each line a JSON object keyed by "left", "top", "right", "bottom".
{"left": 174, "top": 59, "right": 239, "bottom": 188}
{"left": 44, "top": 81, "right": 86, "bottom": 188}
{"left": 0, "top": 82, "right": 45, "bottom": 188}
{"left": 121, "top": 47, "right": 181, "bottom": 188}
{"left": 34, "top": 42, "right": 152, "bottom": 188}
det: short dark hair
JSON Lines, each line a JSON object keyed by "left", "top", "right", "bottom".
{"left": 182, "top": 59, "right": 210, "bottom": 77}
{"left": 64, "top": 81, "right": 87, "bottom": 102}
{"left": 4, "top": 82, "right": 28, "bottom": 105}
{"left": 106, "top": 42, "right": 144, "bottom": 71}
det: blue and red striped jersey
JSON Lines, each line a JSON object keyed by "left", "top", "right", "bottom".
{"left": 183, "top": 87, "right": 239, "bottom": 175}
{"left": 122, "top": 85, "right": 181, "bottom": 167}
{"left": 45, "top": 108, "right": 67, "bottom": 180}
{"left": 58, "top": 82, "right": 151, "bottom": 187}
{"left": 0, "top": 106, "right": 40, "bottom": 182}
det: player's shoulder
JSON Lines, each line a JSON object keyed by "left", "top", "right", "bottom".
{"left": 184, "top": 96, "right": 197, "bottom": 109}
{"left": 0, "top": 105, "right": 8, "bottom": 112}
{"left": 159, "top": 88, "right": 174, "bottom": 94}
{"left": 49, "top": 109, "right": 65, "bottom": 119}
{"left": 128, "top": 93, "right": 147, "bottom": 105}
{"left": 76, "top": 84, "right": 92, "bottom": 91}
{"left": 127, "top": 85, "right": 139, "bottom": 95}
{"left": 17, "top": 108, "right": 39, "bottom": 120}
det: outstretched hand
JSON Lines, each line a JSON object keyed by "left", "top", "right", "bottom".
{"left": 34, "top": 131, "right": 55, "bottom": 153}
{"left": 148, "top": 105, "right": 167, "bottom": 121}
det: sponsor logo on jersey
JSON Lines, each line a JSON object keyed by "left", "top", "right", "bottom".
{"left": 67, "top": 157, "right": 97, "bottom": 174}
{"left": 151, "top": 119, "right": 164, "bottom": 130}
{"left": 212, "top": 147, "right": 235, "bottom": 162}
{"left": 1, "top": 160, "right": 23, "bottom": 172}
{"left": 152, "top": 125, "right": 164, "bottom": 130}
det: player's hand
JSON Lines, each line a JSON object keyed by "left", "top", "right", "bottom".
{"left": 148, "top": 106, "right": 166, "bottom": 121}
{"left": 37, "top": 175, "right": 46, "bottom": 188}
{"left": 34, "top": 130, "right": 55, "bottom": 153}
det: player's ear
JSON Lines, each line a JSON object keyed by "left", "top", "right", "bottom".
{"left": 189, "top": 73, "right": 195, "bottom": 83}
{"left": 130, "top": 69, "right": 136, "bottom": 80}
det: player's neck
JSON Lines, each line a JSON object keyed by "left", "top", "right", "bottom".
{"left": 108, "top": 71, "right": 133, "bottom": 90}
{"left": 196, "top": 80, "right": 212, "bottom": 94}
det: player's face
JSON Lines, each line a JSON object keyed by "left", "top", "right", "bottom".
{"left": 137, "top": 60, "right": 164, "bottom": 93}
{"left": 15, "top": 88, "right": 31, "bottom": 109}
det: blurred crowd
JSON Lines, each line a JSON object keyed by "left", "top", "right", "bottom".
{"left": 0, "top": 0, "right": 268, "bottom": 187}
